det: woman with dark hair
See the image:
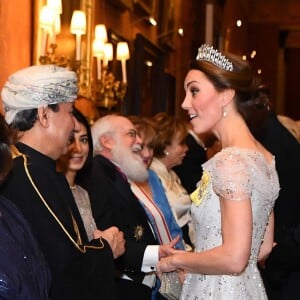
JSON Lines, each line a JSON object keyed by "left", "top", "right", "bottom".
{"left": 0, "top": 114, "right": 51, "bottom": 299}
{"left": 70, "top": 108, "right": 94, "bottom": 184}
{"left": 57, "top": 109, "right": 125, "bottom": 253}
{"left": 157, "top": 45, "right": 280, "bottom": 299}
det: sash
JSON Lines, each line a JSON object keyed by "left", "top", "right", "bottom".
{"left": 131, "top": 182, "right": 172, "bottom": 244}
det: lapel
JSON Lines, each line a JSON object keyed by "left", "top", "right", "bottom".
{"left": 94, "top": 155, "right": 157, "bottom": 242}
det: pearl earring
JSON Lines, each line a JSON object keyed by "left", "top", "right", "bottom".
{"left": 164, "top": 151, "right": 169, "bottom": 156}
{"left": 222, "top": 106, "right": 227, "bottom": 118}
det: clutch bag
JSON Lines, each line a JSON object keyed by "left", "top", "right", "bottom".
{"left": 159, "top": 271, "right": 182, "bottom": 300}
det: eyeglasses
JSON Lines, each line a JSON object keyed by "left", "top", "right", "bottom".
{"left": 125, "top": 129, "right": 140, "bottom": 139}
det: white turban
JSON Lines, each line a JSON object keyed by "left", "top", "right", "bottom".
{"left": 1, "top": 65, "right": 78, "bottom": 124}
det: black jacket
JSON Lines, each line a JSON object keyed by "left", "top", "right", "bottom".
{"left": 1, "top": 143, "right": 116, "bottom": 300}
{"left": 80, "top": 154, "right": 158, "bottom": 284}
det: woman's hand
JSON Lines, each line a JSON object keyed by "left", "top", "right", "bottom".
{"left": 157, "top": 255, "right": 186, "bottom": 283}
{"left": 157, "top": 255, "right": 177, "bottom": 278}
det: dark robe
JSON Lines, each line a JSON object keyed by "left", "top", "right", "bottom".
{"left": 0, "top": 195, "right": 50, "bottom": 299}
{"left": 79, "top": 154, "right": 158, "bottom": 299}
{"left": 254, "top": 113, "right": 300, "bottom": 300}
{"left": 173, "top": 132, "right": 207, "bottom": 194}
{"left": 1, "top": 143, "right": 116, "bottom": 300}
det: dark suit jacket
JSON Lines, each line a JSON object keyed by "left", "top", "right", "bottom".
{"left": 254, "top": 113, "right": 300, "bottom": 299}
{"left": 80, "top": 154, "right": 158, "bottom": 284}
{"left": 173, "top": 132, "right": 207, "bottom": 193}
{"left": 0, "top": 196, "right": 50, "bottom": 299}
{"left": 1, "top": 143, "right": 116, "bottom": 300}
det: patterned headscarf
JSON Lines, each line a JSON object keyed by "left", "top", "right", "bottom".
{"left": 1, "top": 65, "right": 78, "bottom": 124}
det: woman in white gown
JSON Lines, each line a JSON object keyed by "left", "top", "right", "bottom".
{"left": 157, "top": 44, "right": 280, "bottom": 299}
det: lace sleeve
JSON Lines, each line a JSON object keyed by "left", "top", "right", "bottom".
{"left": 209, "top": 151, "right": 252, "bottom": 201}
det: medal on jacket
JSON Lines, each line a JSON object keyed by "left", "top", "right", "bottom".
{"left": 134, "top": 225, "right": 144, "bottom": 241}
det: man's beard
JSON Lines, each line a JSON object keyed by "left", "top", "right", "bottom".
{"left": 111, "top": 142, "right": 148, "bottom": 182}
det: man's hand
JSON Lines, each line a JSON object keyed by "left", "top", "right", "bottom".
{"left": 93, "top": 226, "right": 125, "bottom": 259}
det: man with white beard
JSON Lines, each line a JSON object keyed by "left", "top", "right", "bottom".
{"left": 79, "top": 114, "right": 179, "bottom": 300}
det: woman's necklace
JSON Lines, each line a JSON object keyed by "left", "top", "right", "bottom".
{"left": 69, "top": 184, "right": 77, "bottom": 190}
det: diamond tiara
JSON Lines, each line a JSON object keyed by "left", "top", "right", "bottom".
{"left": 196, "top": 44, "right": 234, "bottom": 71}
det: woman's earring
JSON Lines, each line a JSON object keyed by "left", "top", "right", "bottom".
{"left": 164, "top": 151, "right": 169, "bottom": 156}
{"left": 222, "top": 106, "right": 227, "bottom": 118}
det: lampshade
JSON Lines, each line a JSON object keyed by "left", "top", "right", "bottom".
{"left": 157, "top": 27, "right": 185, "bottom": 39}
{"left": 54, "top": 14, "right": 61, "bottom": 34}
{"left": 39, "top": 5, "right": 56, "bottom": 30}
{"left": 93, "top": 39, "right": 105, "bottom": 58}
{"left": 104, "top": 43, "right": 113, "bottom": 61}
{"left": 38, "top": 5, "right": 129, "bottom": 108}
{"left": 117, "top": 42, "right": 130, "bottom": 60}
{"left": 70, "top": 10, "right": 86, "bottom": 35}
{"left": 47, "top": 0, "right": 62, "bottom": 15}
{"left": 95, "top": 24, "right": 108, "bottom": 42}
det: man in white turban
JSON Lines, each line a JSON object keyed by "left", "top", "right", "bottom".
{"left": 0, "top": 64, "right": 120, "bottom": 300}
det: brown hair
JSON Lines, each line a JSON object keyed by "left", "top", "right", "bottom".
{"left": 150, "top": 112, "right": 188, "bottom": 158}
{"left": 127, "top": 115, "right": 157, "bottom": 148}
{"left": 190, "top": 52, "right": 263, "bottom": 120}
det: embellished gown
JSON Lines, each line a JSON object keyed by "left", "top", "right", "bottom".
{"left": 181, "top": 147, "right": 280, "bottom": 300}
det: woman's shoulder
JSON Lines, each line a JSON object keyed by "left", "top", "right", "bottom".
{"left": 203, "top": 146, "right": 276, "bottom": 182}
{"left": 206, "top": 146, "right": 273, "bottom": 165}
{"left": 204, "top": 147, "right": 248, "bottom": 168}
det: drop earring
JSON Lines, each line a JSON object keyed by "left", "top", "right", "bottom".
{"left": 222, "top": 106, "right": 227, "bottom": 118}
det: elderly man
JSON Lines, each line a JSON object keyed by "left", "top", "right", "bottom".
{"left": 79, "top": 114, "right": 179, "bottom": 300}
{"left": 0, "top": 65, "right": 123, "bottom": 300}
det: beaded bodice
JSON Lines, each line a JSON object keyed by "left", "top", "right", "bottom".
{"left": 181, "top": 147, "right": 280, "bottom": 300}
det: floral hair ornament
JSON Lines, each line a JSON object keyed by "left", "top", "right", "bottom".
{"left": 190, "top": 171, "right": 210, "bottom": 206}
{"left": 196, "top": 44, "right": 234, "bottom": 72}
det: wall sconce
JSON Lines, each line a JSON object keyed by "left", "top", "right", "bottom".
{"left": 92, "top": 24, "right": 130, "bottom": 109}
{"left": 148, "top": 16, "right": 158, "bottom": 26}
{"left": 38, "top": 0, "right": 86, "bottom": 73}
{"left": 39, "top": 5, "right": 58, "bottom": 56}
{"left": 40, "top": 0, "right": 62, "bottom": 54}
{"left": 130, "top": 16, "right": 157, "bottom": 26}
{"left": 70, "top": 10, "right": 86, "bottom": 61}
{"left": 157, "top": 27, "right": 184, "bottom": 39}
{"left": 37, "top": 0, "right": 130, "bottom": 110}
